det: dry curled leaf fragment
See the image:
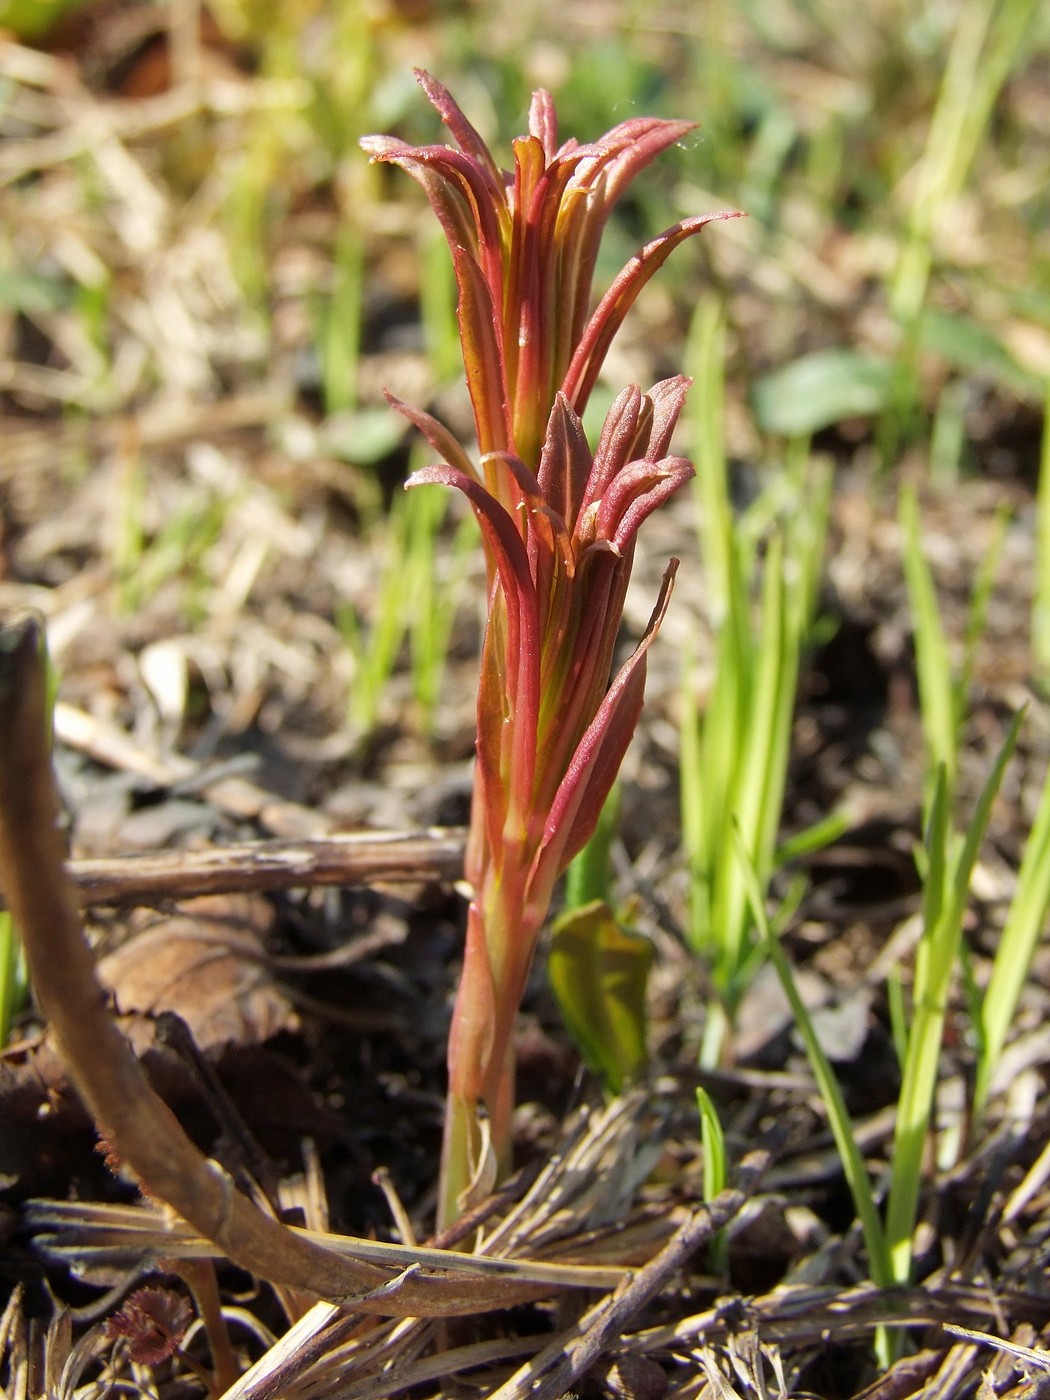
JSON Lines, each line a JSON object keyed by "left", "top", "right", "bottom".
{"left": 97, "top": 892, "right": 296, "bottom": 1052}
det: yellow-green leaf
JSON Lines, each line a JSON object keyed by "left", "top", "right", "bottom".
{"left": 548, "top": 899, "right": 653, "bottom": 1093}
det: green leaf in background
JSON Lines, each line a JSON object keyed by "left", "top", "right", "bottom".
{"left": 321, "top": 407, "right": 406, "bottom": 467}
{"left": 564, "top": 784, "right": 620, "bottom": 912}
{"left": 0, "top": 269, "right": 68, "bottom": 316}
{"left": 0, "top": 0, "right": 88, "bottom": 39}
{"left": 752, "top": 349, "right": 894, "bottom": 436}
{"left": 919, "top": 308, "right": 1046, "bottom": 401}
{"left": 549, "top": 899, "right": 653, "bottom": 1095}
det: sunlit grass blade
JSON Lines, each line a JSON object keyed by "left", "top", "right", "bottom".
{"left": 419, "top": 227, "right": 462, "bottom": 387}
{"left": 886, "top": 966, "right": 908, "bottom": 1070}
{"left": 340, "top": 474, "right": 462, "bottom": 738}
{"left": 883, "top": 0, "right": 1040, "bottom": 458}
{"left": 406, "top": 484, "right": 472, "bottom": 731}
{"left": 1033, "top": 377, "right": 1050, "bottom": 685}
{"left": 688, "top": 295, "right": 733, "bottom": 619}
{"left": 958, "top": 505, "right": 1008, "bottom": 715}
{"left": 884, "top": 711, "right": 1023, "bottom": 1284}
{"left": 683, "top": 291, "right": 832, "bottom": 1054}
{"left": 339, "top": 527, "right": 407, "bottom": 738}
{"left": 696, "top": 1086, "right": 729, "bottom": 1275}
{"left": 0, "top": 911, "right": 25, "bottom": 1048}
{"left": 889, "top": 0, "right": 1039, "bottom": 333}
{"left": 774, "top": 809, "right": 851, "bottom": 866}
{"left": 900, "top": 485, "right": 958, "bottom": 796}
{"left": 734, "top": 828, "right": 890, "bottom": 1290}
{"left": 321, "top": 224, "right": 364, "bottom": 415}
{"left": 974, "top": 745, "right": 1050, "bottom": 1122}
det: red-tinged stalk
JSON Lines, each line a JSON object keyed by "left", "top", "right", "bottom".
{"left": 364, "top": 74, "right": 739, "bottom": 1226}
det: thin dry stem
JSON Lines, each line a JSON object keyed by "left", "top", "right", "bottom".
{"left": 0, "top": 830, "right": 466, "bottom": 910}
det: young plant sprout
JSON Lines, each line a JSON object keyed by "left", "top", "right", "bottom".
{"left": 363, "top": 73, "right": 736, "bottom": 1227}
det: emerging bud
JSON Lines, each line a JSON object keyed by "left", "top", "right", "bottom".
{"left": 363, "top": 77, "right": 738, "bottom": 1225}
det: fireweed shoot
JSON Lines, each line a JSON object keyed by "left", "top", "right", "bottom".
{"left": 364, "top": 72, "right": 737, "bottom": 1225}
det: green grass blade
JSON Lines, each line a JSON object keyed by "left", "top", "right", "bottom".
{"left": 735, "top": 828, "right": 890, "bottom": 1288}
{"left": 900, "top": 486, "right": 958, "bottom": 797}
{"left": 420, "top": 227, "right": 462, "bottom": 386}
{"left": 884, "top": 711, "right": 1022, "bottom": 1282}
{"left": 975, "top": 741, "right": 1050, "bottom": 1120}
{"left": 882, "top": 0, "right": 1039, "bottom": 461}
{"left": 1033, "top": 376, "right": 1050, "bottom": 684}
{"left": 887, "top": 967, "right": 908, "bottom": 1071}
{"left": 696, "top": 1086, "right": 729, "bottom": 1274}
{"left": 565, "top": 785, "right": 620, "bottom": 912}
{"left": 720, "top": 537, "right": 791, "bottom": 988}
{"left": 688, "top": 295, "right": 732, "bottom": 620}
{"left": 958, "top": 505, "right": 1008, "bottom": 722}
{"left": 321, "top": 223, "right": 364, "bottom": 415}
{"left": 774, "top": 810, "right": 851, "bottom": 866}
{"left": 947, "top": 710, "right": 1023, "bottom": 934}
{"left": 0, "top": 911, "right": 22, "bottom": 1048}
{"left": 890, "top": 0, "right": 1039, "bottom": 331}
{"left": 406, "top": 483, "right": 466, "bottom": 729}
{"left": 917, "top": 764, "right": 951, "bottom": 975}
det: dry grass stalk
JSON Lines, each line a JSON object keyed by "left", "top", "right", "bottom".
{"left": 27, "top": 1092, "right": 735, "bottom": 1398}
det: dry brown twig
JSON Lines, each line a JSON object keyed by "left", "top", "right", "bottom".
{"left": 6, "top": 693, "right": 469, "bottom": 909}
{"left": 0, "top": 831, "right": 467, "bottom": 911}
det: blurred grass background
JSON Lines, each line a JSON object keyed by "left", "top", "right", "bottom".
{"left": 1, "top": 0, "right": 1048, "bottom": 747}
{"left": 3, "top": 0, "right": 1047, "bottom": 447}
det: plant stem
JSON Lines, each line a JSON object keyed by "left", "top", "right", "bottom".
{"left": 439, "top": 865, "right": 542, "bottom": 1229}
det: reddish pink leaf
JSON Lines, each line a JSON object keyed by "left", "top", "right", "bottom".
{"left": 385, "top": 391, "right": 478, "bottom": 483}
{"left": 453, "top": 248, "right": 513, "bottom": 459}
{"left": 414, "top": 69, "right": 504, "bottom": 190}
{"left": 534, "top": 560, "right": 679, "bottom": 885}
{"left": 536, "top": 395, "right": 593, "bottom": 537}
{"left": 563, "top": 212, "right": 743, "bottom": 413}
{"left": 596, "top": 455, "right": 695, "bottom": 551}
{"left": 642, "top": 375, "right": 693, "bottom": 460}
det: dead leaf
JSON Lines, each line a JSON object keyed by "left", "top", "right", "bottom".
{"left": 97, "top": 892, "right": 297, "bottom": 1051}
